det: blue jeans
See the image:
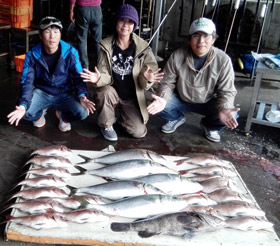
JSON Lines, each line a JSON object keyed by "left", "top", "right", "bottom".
{"left": 75, "top": 5, "right": 102, "bottom": 69}
{"left": 24, "top": 89, "right": 88, "bottom": 123}
{"left": 158, "top": 92, "right": 238, "bottom": 131}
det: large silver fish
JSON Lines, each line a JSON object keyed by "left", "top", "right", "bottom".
{"left": 24, "top": 156, "right": 73, "bottom": 168}
{"left": 187, "top": 201, "right": 265, "bottom": 217}
{"left": 179, "top": 165, "right": 237, "bottom": 178}
{"left": 67, "top": 180, "right": 165, "bottom": 200}
{"left": 90, "top": 194, "right": 191, "bottom": 219}
{"left": 225, "top": 216, "right": 274, "bottom": 231}
{"left": 208, "top": 189, "right": 252, "bottom": 203}
{"left": 22, "top": 167, "right": 72, "bottom": 180}
{"left": 111, "top": 211, "right": 226, "bottom": 238}
{"left": 30, "top": 145, "right": 73, "bottom": 159}
{"left": 77, "top": 149, "right": 168, "bottom": 165}
{"left": 135, "top": 174, "right": 203, "bottom": 195}
{"left": 13, "top": 176, "right": 66, "bottom": 188}
{"left": 7, "top": 186, "right": 69, "bottom": 201}
{"left": 75, "top": 160, "right": 177, "bottom": 180}
{"left": 3, "top": 214, "right": 68, "bottom": 230}
{"left": 56, "top": 208, "right": 109, "bottom": 224}
{"left": 175, "top": 155, "right": 230, "bottom": 167}
{"left": 1, "top": 199, "right": 65, "bottom": 214}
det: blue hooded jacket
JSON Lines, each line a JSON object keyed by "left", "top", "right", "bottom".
{"left": 18, "top": 40, "right": 88, "bottom": 110}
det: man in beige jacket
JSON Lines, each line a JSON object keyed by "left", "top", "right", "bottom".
{"left": 147, "top": 18, "right": 240, "bottom": 142}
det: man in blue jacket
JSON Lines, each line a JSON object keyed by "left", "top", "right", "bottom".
{"left": 7, "top": 16, "right": 95, "bottom": 132}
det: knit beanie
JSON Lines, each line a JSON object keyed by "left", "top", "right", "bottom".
{"left": 115, "top": 4, "right": 139, "bottom": 31}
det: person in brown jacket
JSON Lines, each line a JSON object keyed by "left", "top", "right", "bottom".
{"left": 80, "top": 4, "right": 163, "bottom": 141}
{"left": 147, "top": 18, "right": 240, "bottom": 142}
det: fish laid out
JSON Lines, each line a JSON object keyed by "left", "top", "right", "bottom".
{"left": 52, "top": 195, "right": 109, "bottom": 210}
{"left": 175, "top": 155, "right": 230, "bottom": 167}
{"left": 179, "top": 165, "right": 237, "bottom": 178}
{"left": 77, "top": 149, "right": 168, "bottom": 165}
{"left": 179, "top": 194, "right": 217, "bottom": 206}
{"left": 4, "top": 145, "right": 273, "bottom": 239}
{"left": 55, "top": 208, "right": 110, "bottom": 224}
{"left": 68, "top": 180, "right": 165, "bottom": 200}
{"left": 225, "top": 216, "right": 274, "bottom": 231}
{"left": 74, "top": 160, "right": 177, "bottom": 180}
{"left": 186, "top": 200, "right": 265, "bottom": 218}
{"left": 199, "top": 177, "right": 239, "bottom": 193}
{"left": 135, "top": 174, "right": 203, "bottom": 195}
{"left": 1, "top": 199, "right": 65, "bottom": 214}
{"left": 30, "top": 145, "right": 73, "bottom": 159}
{"left": 207, "top": 188, "right": 252, "bottom": 203}
{"left": 7, "top": 186, "right": 69, "bottom": 201}
{"left": 90, "top": 194, "right": 191, "bottom": 219}
{"left": 3, "top": 214, "right": 68, "bottom": 230}
{"left": 24, "top": 155, "right": 73, "bottom": 168}
{"left": 13, "top": 176, "right": 67, "bottom": 188}
{"left": 111, "top": 212, "right": 226, "bottom": 239}
{"left": 22, "top": 167, "right": 72, "bottom": 180}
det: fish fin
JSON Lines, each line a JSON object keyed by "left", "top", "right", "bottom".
{"left": 176, "top": 214, "right": 194, "bottom": 224}
{"left": 138, "top": 231, "right": 157, "bottom": 238}
{"left": 71, "top": 166, "right": 87, "bottom": 175}
{"left": 66, "top": 185, "right": 78, "bottom": 196}
{"left": 110, "top": 222, "right": 130, "bottom": 232}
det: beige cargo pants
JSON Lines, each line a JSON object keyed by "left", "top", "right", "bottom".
{"left": 94, "top": 85, "right": 147, "bottom": 138}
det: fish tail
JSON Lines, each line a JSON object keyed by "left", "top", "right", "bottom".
{"left": 66, "top": 185, "right": 78, "bottom": 196}
{"left": 75, "top": 154, "right": 94, "bottom": 165}
{"left": 71, "top": 166, "right": 87, "bottom": 175}
{"left": 110, "top": 222, "right": 130, "bottom": 232}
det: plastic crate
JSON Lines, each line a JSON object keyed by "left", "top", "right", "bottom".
{"left": 0, "top": 0, "right": 10, "bottom": 4}
{"left": 11, "top": 14, "right": 32, "bottom": 23}
{"left": 0, "top": 18, "right": 11, "bottom": 24}
{"left": 11, "top": 19, "right": 31, "bottom": 28}
{"left": 11, "top": 0, "right": 33, "bottom": 7}
{"left": 0, "top": 3, "right": 10, "bottom": 14}
{"left": 14, "top": 54, "right": 26, "bottom": 73}
{"left": 10, "top": 6, "right": 33, "bottom": 15}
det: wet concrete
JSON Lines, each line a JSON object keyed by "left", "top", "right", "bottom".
{"left": 0, "top": 60, "right": 280, "bottom": 245}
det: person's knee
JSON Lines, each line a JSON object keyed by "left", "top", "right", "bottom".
{"left": 129, "top": 126, "right": 147, "bottom": 138}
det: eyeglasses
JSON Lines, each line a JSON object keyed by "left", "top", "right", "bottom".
{"left": 39, "top": 16, "right": 63, "bottom": 30}
{"left": 191, "top": 33, "right": 212, "bottom": 40}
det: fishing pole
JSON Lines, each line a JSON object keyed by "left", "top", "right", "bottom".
{"left": 224, "top": 0, "right": 240, "bottom": 52}
{"left": 211, "top": 0, "right": 217, "bottom": 20}
{"left": 250, "top": 3, "right": 269, "bottom": 79}
{"left": 201, "top": 0, "right": 208, "bottom": 17}
{"left": 137, "top": 0, "right": 180, "bottom": 59}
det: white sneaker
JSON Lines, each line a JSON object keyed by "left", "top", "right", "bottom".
{"left": 161, "top": 117, "right": 186, "bottom": 133}
{"left": 101, "top": 126, "right": 118, "bottom": 141}
{"left": 200, "top": 122, "right": 221, "bottom": 142}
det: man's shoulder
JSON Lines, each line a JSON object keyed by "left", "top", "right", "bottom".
{"left": 212, "top": 47, "right": 231, "bottom": 60}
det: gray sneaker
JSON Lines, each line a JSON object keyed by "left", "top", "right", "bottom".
{"left": 101, "top": 126, "right": 118, "bottom": 141}
{"left": 161, "top": 117, "right": 186, "bottom": 133}
{"left": 200, "top": 122, "right": 221, "bottom": 142}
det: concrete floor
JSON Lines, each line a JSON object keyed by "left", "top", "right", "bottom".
{"left": 0, "top": 59, "right": 280, "bottom": 245}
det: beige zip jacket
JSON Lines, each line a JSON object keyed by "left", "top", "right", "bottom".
{"left": 94, "top": 33, "right": 158, "bottom": 124}
{"left": 158, "top": 46, "right": 237, "bottom": 111}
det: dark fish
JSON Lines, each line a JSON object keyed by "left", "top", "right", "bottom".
{"left": 111, "top": 211, "right": 226, "bottom": 238}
